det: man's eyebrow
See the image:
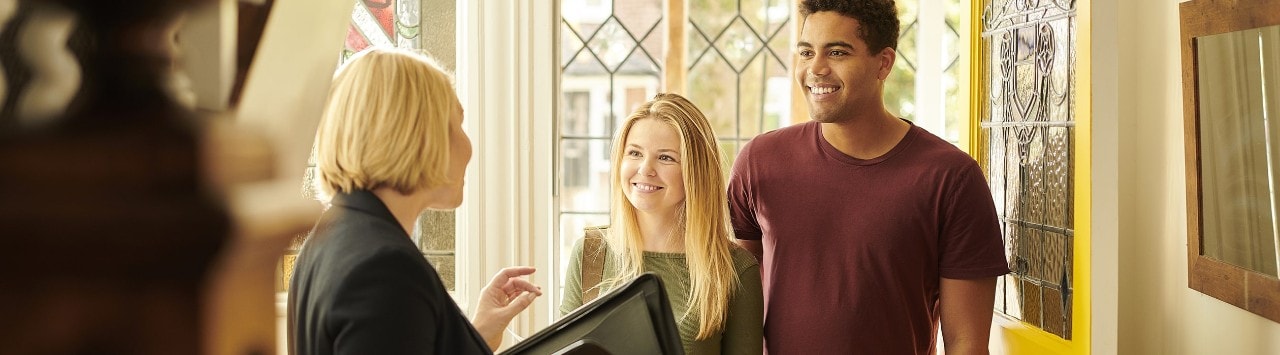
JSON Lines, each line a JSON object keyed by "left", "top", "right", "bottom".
{"left": 796, "top": 41, "right": 856, "bottom": 50}
{"left": 824, "top": 41, "right": 855, "bottom": 49}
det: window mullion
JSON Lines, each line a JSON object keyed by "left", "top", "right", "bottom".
{"left": 791, "top": 5, "right": 808, "bottom": 122}
{"left": 665, "top": 0, "right": 688, "bottom": 94}
{"left": 916, "top": 0, "right": 947, "bottom": 136}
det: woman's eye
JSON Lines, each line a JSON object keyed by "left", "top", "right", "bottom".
{"left": 626, "top": 150, "right": 642, "bottom": 157}
{"left": 659, "top": 155, "right": 676, "bottom": 162}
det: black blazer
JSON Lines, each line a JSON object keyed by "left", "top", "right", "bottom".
{"left": 287, "top": 190, "right": 490, "bottom": 355}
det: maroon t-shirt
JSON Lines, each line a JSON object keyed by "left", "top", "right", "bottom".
{"left": 728, "top": 121, "right": 1009, "bottom": 355}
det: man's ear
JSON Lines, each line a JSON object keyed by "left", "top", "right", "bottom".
{"left": 877, "top": 47, "right": 896, "bottom": 80}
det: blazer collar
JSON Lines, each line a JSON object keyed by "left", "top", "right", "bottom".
{"left": 330, "top": 190, "right": 400, "bottom": 227}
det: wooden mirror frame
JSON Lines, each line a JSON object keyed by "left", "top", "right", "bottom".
{"left": 1181, "top": 0, "right": 1280, "bottom": 323}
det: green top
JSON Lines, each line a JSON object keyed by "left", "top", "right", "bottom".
{"left": 560, "top": 237, "right": 764, "bottom": 355}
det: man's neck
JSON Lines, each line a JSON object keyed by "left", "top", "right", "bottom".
{"left": 819, "top": 108, "right": 911, "bottom": 160}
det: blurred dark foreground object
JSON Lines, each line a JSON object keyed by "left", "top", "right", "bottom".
{"left": 0, "top": 0, "right": 228, "bottom": 354}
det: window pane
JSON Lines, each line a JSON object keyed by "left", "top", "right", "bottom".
{"left": 881, "top": 0, "right": 968, "bottom": 144}
{"left": 719, "top": 140, "right": 740, "bottom": 177}
{"left": 616, "top": 0, "right": 665, "bottom": 70}
{"left": 739, "top": 49, "right": 791, "bottom": 137}
{"left": 688, "top": 0, "right": 793, "bottom": 142}
{"left": 688, "top": 52, "right": 738, "bottom": 140}
{"left": 690, "top": 0, "right": 737, "bottom": 41}
{"left": 588, "top": 18, "right": 643, "bottom": 71}
{"left": 885, "top": 4, "right": 918, "bottom": 120}
{"left": 942, "top": 3, "right": 963, "bottom": 143}
{"left": 560, "top": 138, "right": 612, "bottom": 213}
{"left": 742, "top": 0, "right": 793, "bottom": 37}
{"left": 562, "top": 91, "right": 593, "bottom": 137}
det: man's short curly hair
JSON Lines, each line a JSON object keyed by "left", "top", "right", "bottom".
{"left": 799, "top": 0, "right": 900, "bottom": 54}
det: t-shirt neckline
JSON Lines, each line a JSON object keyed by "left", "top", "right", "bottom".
{"left": 814, "top": 119, "right": 919, "bottom": 166}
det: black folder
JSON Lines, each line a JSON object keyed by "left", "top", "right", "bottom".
{"left": 501, "top": 273, "right": 685, "bottom": 355}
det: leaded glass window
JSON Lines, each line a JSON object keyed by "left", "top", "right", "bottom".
{"left": 686, "top": 0, "right": 793, "bottom": 167}
{"left": 980, "top": 0, "right": 1077, "bottom": 340}
{"left": 889, "top": 0, "right": 967, "bottom": 144}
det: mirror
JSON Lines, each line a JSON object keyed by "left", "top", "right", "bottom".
{"left": 1196, "top": 25, "right": 1280, "bottom": 277}
{"left": 1182, "top": 0, "right": 1280, "bottom": 323}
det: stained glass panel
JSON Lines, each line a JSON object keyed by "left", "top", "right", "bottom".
{"left": 981, "top": 0, "right": 1076, "bottom": 340}
{"left": 342, "top": 0, "right": 422, "bottom": 60}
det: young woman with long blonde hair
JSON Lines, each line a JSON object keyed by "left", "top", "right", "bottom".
{"left": 560, "top": 93, "right": 763, "bottom": 354}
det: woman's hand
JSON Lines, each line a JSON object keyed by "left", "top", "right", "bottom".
{"left": 471, "top": 266, "right": 542, "bottom": 351}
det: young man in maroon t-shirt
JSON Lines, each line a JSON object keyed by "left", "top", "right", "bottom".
{"left": 727, "top": 1, "right": 1009, "bottom": 354}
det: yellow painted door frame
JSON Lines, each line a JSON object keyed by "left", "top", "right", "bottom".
{"left": 967, "top": 0, "right": 1091, "bottom": 354}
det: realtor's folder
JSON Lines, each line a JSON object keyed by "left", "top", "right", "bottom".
{"left": 501, "top": 273, "right": 684, "bottom": 355}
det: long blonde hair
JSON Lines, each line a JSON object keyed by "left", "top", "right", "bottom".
{"left": 605, "top": 93, "right": 740, "bottom": 339}
{"left": 313, "top": 48, "right": 456, "bottom": 198}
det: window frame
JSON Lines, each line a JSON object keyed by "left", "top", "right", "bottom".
{"left": 456, "top": 0, "right": 560, "bottom": 339}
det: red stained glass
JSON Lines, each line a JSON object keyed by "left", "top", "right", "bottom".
{"left": 345, "top": 24, "right": 371, "bottom": 52}
{"left": 363, "top": 0, "right": 396, "bottom": 41}
{"left": 344, "top": 0, "right": 396, "bottom": 53}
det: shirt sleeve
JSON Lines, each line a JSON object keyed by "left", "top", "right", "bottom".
{"left": 729, "top": 140, "right": 763, "bottom": 241}
{"left": 560, "top": 237, "right": 585, "bottom": 316}
{"left": 720, "top": 262, "right": 764, "bottom": 354}
{"left": 329, "top": 247, "right": 438, "bottom": 354}
{"left": 938, "top": 163, "right": 1011, "bottom": 279}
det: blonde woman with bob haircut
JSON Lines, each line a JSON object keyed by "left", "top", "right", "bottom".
{"left": 288, "top": 48, "right": 542, "bottom": 355}
{"left": 560, "top": 93, "right": 763, "bottom": 354}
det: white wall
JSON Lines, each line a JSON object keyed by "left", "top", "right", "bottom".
{"left": 1116, "top": 1, "right": 1280, "bottom": 354}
